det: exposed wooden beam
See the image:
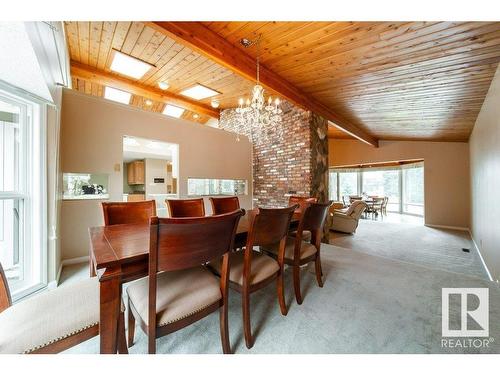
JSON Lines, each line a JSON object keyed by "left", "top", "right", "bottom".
{"left": 148, "top": 21, "right": 378, "bottom": 147}
{"left": 70, "top": 61, "right": 220, "bottom": 119}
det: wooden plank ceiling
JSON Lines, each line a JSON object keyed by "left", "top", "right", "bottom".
{"left": 202, "top": 21, "right": 500, "bottom": 141}
{"left": 65, "top": 21, "right": 500, "bottom": 141}
{"left": 64, "top": 21, "right": 277, "bottom": 125}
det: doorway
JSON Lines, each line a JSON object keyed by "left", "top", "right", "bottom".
{"left": 122, "top": 136, "right": 179, "bottom": 217}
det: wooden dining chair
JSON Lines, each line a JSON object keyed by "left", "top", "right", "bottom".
{"left": 288, "top": 196, "right": 317, "bottom": 241}
{"left": 102, "top": 200, "right": 157, "bottom": 226}
{"left": 210, "top": 196, "right": 240, "bottom": 215}
{"left": 166, "top": 198, "right": 205, "bottom": 218}
{"left": 210, "top": 205, "right": 297, "bottom": 349}
{"left": 263, "top": 201, "right": 332, "bottom": 305}
{"left": 0, "top": 262, "right": 128, "bottom": 354}
{"left": 126, "top": 210, "right": 244, "bottom": 354}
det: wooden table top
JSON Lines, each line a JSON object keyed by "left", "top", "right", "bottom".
{"left": 89, "top": 212, "right": 299, "bottom": 271}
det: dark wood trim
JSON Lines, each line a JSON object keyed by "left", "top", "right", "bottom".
{"left": 0, "top": 262, "right": 12, "bottom": 313}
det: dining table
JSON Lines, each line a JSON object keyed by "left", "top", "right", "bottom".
{"left": 88, "top": 210, "right": 300, "bottom": 354}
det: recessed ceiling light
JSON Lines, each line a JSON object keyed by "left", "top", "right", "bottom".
{"left": 110, "top": 50, "right": 153, "bottom": 79}
{"left": 158, "top": 81, "right": 169, "bottom": 90}
{"left": 210, "top": 99, "right": 220, "bottom": 108}
{"left": 193, "top": 113, "right": 199, "bottom": 119}
{"left": 163, "top": 104, "right": 185, "bottom": 118}
{"left": 180, "top": 84, "right": 220, "bottom": 100}
{"left": 104, "top": 87, "right": 131, "bottom": 105}
{"left": 145, "top": 99, "right": 153, "bottom": 106}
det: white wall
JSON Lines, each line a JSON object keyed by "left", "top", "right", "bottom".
{"left": 469, "top": 65, "right": 500, "bottom": 282}
{"left": 60, "top": 89, "right": 253, "bottom": 261}
{"left": 330, "top": 139, "right": 470, "bottom": 229}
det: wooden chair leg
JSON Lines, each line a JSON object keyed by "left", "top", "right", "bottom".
{"left": 148, "top": 333, "right": 156, "bottom": 354}
{"left": 293, "top": 265, "right": 303, "bottom": 305}
{"left": 277, "top": 270, "right": 288, "bottom": 316}
{"left": 315, "top": 255, "right": 324, "bottom": 288}
{"left": 127, "top": 301, "right": 135, "bottom": 348}
{"left": 117, "top": 312, "right": 129, "bottom": 354}
{"left": 242, "top": 290, "right": 254, "bottom": 349}
{"left": 219, "top": 303, "right": 231, "bottom": 354}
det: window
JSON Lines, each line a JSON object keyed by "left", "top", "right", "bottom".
{"left": 362, "top": 169, "right": 400, "bottom": 212}
{"left": 187, "top": 178, "right": 247, "bottom": 196}
{"left": 0, "top": 87, "right": 46, "bottom": 300}
{"left": 329, "top": 162, "right": 424, "bottom": 217}
{"left": 403, "top": 166, "right": 424, "bottom": 215}
{"left": 338, "top": 172, "right": 358, "bottom": 200}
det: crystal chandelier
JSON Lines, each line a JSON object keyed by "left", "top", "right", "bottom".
{"left": 236, "top": 36, "right": 283, "bottom": 143}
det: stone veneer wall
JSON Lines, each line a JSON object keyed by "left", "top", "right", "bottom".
{"left": 219, "top": 100, "right": 329, "bottom": 210}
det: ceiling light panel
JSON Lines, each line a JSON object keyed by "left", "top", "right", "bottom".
{"left": 180, "top": 84, "right": 220, "bottom": 100}
{"left": 104, "top": 87, "right": 132, "bottom": 104}
{"left": 110, "top": 50, "right": 153, "bottom": 79}
{"left": 163, "top": 104, "right": 185, "bottom": 118}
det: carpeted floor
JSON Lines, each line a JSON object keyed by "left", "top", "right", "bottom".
{"left": 63, "top": 244, "right": 500, "bottom": 354}
{"left": 331, "top": 219, "right": 488, "bottom": 280}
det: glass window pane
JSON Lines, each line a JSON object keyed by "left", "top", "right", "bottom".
{"left": 362, "top": 169, "right": 400, "bottom": 211}
{"left": 188, "top": 178, "right": 247, "bottom": 196}
{"left": 329, "top": 171, "right": 338, "bottom": 201}
{"left": 0, "top": 198, "right": 24, "bottom": 285}
{"left": 0, "top": 100, "right": 21, "bottom": 192}
{"left": 339, "top": 172, "right": 358, "bottom": 200}
{"left": 403, "top": 167, "right": 424, "bottom": 216}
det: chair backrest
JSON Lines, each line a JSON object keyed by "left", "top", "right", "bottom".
{"left": 166, "top": 198, "right": 205, "bottom": 218}
{"left": 147, "top": 210, "right": 244, "bottom": 330}
{"left": 246, "top": 206, "right": 298, "bottom": 248}
{"left": 0, "top": 262, "right": 12, "bottom": 314}
{"left": 102, "top": 200, "right": 157, "bottom": 226}
{"left": 210, "top": 196, "right": 240, "bottom": 215}
{"left": 382, "top": 196, "right": 389, "bottom": 208}
{"left": 289, "top": 202, "right": 332, "bottom": 261}
{"left": 288, "top": 195, "right": 317, "bottom": 214}
{"left": 345, "top": 200, "right": 368, "bottom": 218}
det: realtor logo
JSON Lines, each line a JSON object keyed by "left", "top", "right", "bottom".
{"left": 442, "top": 288, "right": 489, "bottom": 337}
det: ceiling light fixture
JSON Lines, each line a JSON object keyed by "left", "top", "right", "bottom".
{"left": 236, "top": 35, "right": 282, "bottom": 144}
{"left": 163, "top": 104, "right": 185, "bottom": 118}
{"left": 104, "top": 87, "right": 132, "bottom": 105}
{"left": 193, "top": 113, "right": 199, "bottom": 119}
{"left": 110, "top": 50, "right": 153, "bottom": 79}
{"left": 210, "top": 99, "right": 220, "bottom": 108}
{"left": 181, "top": 84, "right": 220, "bottom": 100}
{"left": 145, "top": 99, "right": 153, "bottom": 106}
{"left": 158, "top": 81, "right": 170, "bottom": 90}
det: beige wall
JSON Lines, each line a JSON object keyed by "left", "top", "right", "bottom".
{"left": 329, "top": 139, "right": 470, "bottom": 229}
{"left": 469, "top": 65, "right": 500, "bottom": 282}
{"left": 60, "top": 89, "right": 252, "bottom": 261}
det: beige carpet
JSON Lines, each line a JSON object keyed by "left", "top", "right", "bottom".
{"left": 62, "top": 244, "right": 500, "bottom": 354}
{"left": 331, "top": 219, "right": 488, "bottom": 280}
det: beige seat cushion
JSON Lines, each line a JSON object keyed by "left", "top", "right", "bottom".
{"left": 263, "top": 236, "right": 317, "bottom": 261}
{"left": 0, "top": 277, "right": 100, "bottom": 354}
{"left": 211, "top": 250, "right": 279, "bottom": 286}
{"left": 127, "top": 266, "right": 221, "bottom": 327}
{"left": 289, "top": 230, "right": 312, "bottom": 242}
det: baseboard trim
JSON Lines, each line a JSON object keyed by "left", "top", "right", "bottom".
{"left": 61, "top": 255, "right": 89, "bottom": 266}
{"left": 468, "top": 230, "right": 495, "bottom": 283}
{"left": 425, "top": 224, "right": 470, "bottom": 232}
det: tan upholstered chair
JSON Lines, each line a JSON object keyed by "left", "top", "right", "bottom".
{"left": 210, "top": 206, "right": 297, "bottom": 349}
{"left": 330, "top": 200, "right": 368, "bottom": 234}
{"left": 262, "top": 202, "right": 332, "bottom": 305}
{"left": 0, "top": 263, "right": 127, "bottom": 354}
{"left": 126, "top": 210, "right": 244, "bottom": 354}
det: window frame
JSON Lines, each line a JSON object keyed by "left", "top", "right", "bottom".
{"left": 0, "top": 82, "right": 48, "bottom": 301}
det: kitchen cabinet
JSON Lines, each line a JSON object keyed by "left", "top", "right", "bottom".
{"left": 127, "top": 161, "right": 145, "bottom": 185}
{"left": 127, "top": 193, "right": 145, "bottom": 202}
